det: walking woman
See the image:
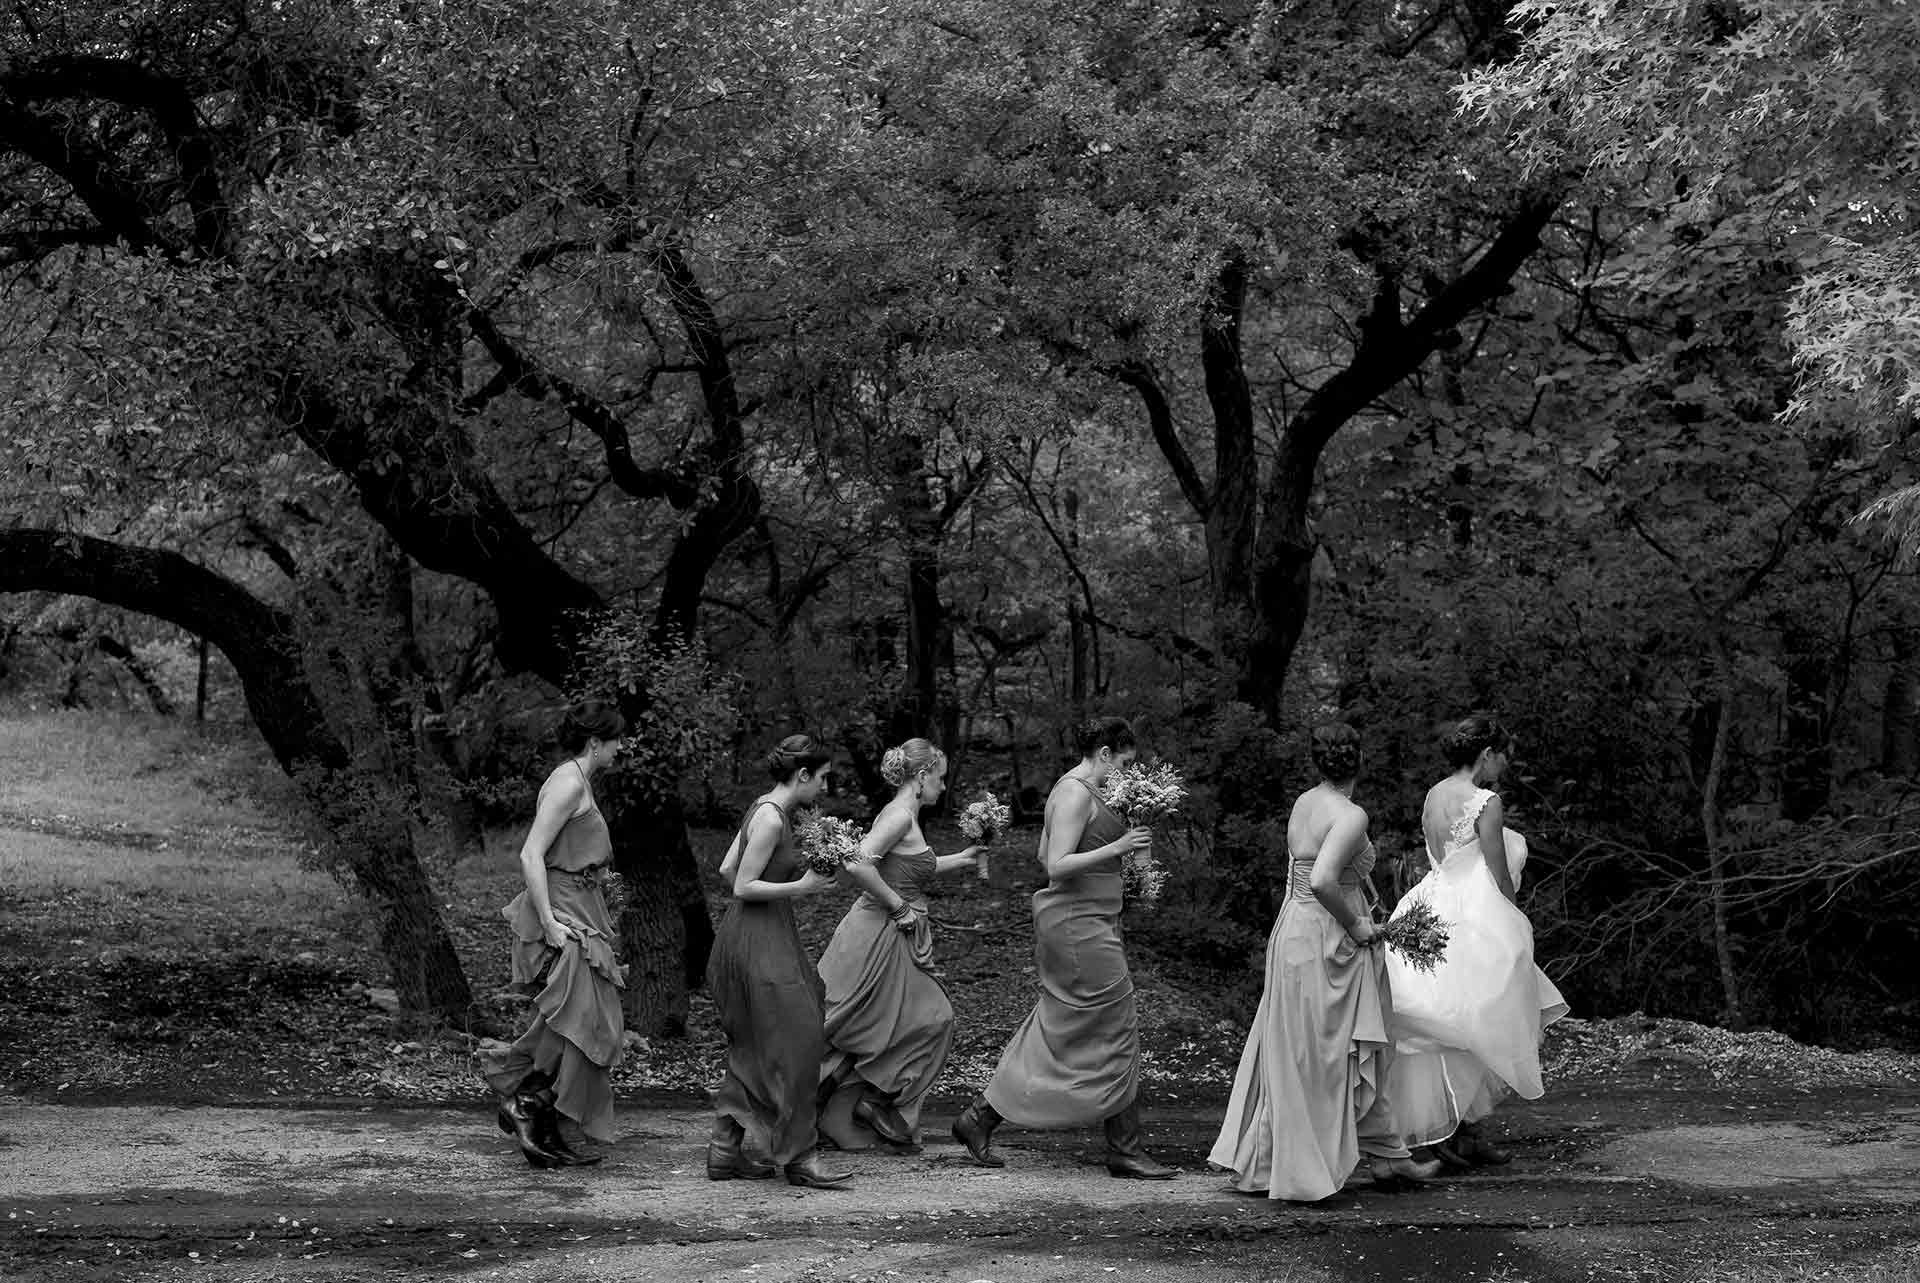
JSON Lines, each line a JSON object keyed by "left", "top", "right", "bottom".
{"left": 1385, "top": 714, "right": 1568, "bottom": 1166}
{"left": 1208, "top": 722, "right": 1440, "bottom": 1199}
{"left": 481, "top": 699, "right": 629, "bottom": 1169}
{"left": 952, "top": 717, "right": 1178, "bottom": 1179}
{"left": 706, "top": 734, "right": 855, "bottom": 1189}
{"left": 817, "top": 738, "right": 986, "bottom": 1151}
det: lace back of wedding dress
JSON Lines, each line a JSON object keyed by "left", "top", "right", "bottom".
{"left": 1446, "top": 787, "right": 1497, "bottom": 850}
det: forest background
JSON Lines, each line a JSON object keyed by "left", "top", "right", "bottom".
{"left": 5, "top": 0, "right": 1919, "bottom": 1055}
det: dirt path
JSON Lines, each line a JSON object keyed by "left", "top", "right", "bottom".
{"left": 5, "top": 1078, "right": 1919, "bottom": 1283}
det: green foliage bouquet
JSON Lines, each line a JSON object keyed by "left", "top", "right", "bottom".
{"left": 793, "top": 811, "right": 868, "bottom": 878}
{"left": 1380, "top": 900, "right": 1450, "bottom": 974}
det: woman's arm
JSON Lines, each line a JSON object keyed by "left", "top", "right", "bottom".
{"left": 1476, "top": 793, "right": 1518, "bottom": 903}
{"left": 1309, "top": 806, "right": 1378, "bottom": 943}
{"left": 845, "top": 806, "right": 915, "bottom": 912}
{"left": 732, "top": 809, "right": 833, "bottom": 901}
{"left": 1041, "top": 786, "right": 1149, "bottom": 881}
{"left": 519, "top": 772, "right": 586, "bottom": 949}
{"left": 934, "top": 846, "right": 986, "bottom": 875}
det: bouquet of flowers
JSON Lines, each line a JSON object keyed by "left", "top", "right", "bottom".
{"left": 1120, "top": 852, "right": 1168, "bottom": 907}
{"left": 957, "top": 793, "right": 1012, "bottom": 843}
{"left": 1378, "top": 899, "right": 1451, "bottom": 974}
{"left": 1103, "top": 762, "right": 1187, "bottom": 828}
{"left": 792, "top": 811, "right": 868, "bottom": 877}
{"left": 957, "top": 792, "right": 1012, "bottom": 881}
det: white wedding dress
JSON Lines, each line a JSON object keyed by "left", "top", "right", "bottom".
{"left": 1384, "top": 787, "right": 1568, "bottom": 1146}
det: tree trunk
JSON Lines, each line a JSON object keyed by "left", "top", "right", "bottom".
{"left": 603, "top": 785, "right": 711, "bottom": 1036}
{"left": 1883, "top": 626, "right": 1919, "bottom": 776}
{"left": 1780, "top": 623, "right": 1833, "bottom": 821}
{"left": 1700, "top": 642, "right": 1745, "bottom": 1029}
{"left": 0, "top": 528, "right": 474, "bottom": 1020}
{"left": 93, "top": 633, "right": 177, "bottom": 714}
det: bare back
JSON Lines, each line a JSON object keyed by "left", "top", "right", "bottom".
{"left": 1288, "top": 786, "right": 1365, "bottom": 870}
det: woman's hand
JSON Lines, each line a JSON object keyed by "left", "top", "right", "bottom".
{"left": 1119, "top": 826, "right": 1153, "bottom": 855}
{"left": 1348, "top": 918, "right": 1380, "bottom": 947}
{"left": 890, "top": 903, "right": 925, "bottom": 934}
{"left": 793, "top": 869, "right": 836, "bottom": 896}
{"left": 539, "top": 916, "right": 574, "bottom": 950}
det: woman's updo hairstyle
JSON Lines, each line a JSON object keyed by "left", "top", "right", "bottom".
{"left": 555, "top": 699, "right": 627, "bottom": 753}
{"left": 1440, "top": 712, "right": 1512, "bottom": 768}
{"left": 881, "top": 738, "right": 946, "bottom": 787}
{"left": 1310, "top": 722, "right": 1361, "bottom": 782}
{"left": 1073, "top": 716, "right": 1137, "bottom": 758}
{"left": 765, "top": 733, "right": 833, "bottom": 782}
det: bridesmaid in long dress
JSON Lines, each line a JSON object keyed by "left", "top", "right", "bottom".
{"left": 817, "top": 738, "right": 986, "bottom": 1151}
{"left": 1385, "top": 714, "right": 1568, "bottom": 1167}
{"left": 481, "top": 699, "right": 628, "bottom": 1169}
{"left": 705, "top": 734, "right": 854, "bottom": 1189}
{"left": 951, "top": 717, "right": 1178, "bottom": 1180}
{"left": 1208, "top": 723, "right": 1441, "bottom": 1200}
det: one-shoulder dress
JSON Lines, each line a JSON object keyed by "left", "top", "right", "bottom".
{"left": 706, "top": 800, "right": 830, "bottom": 1165}
{"left": 984, "top": 776, "right": 1140, "bottom": 1127}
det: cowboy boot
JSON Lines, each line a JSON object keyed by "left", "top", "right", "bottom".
{"left": 495, "top": 1094, "right": 563, "bottom": 1170}
{"left": 1455, "top": 1121, "right": 1512, "bottom": 1166}
{"left": 1367, "top": 1153, "right": 1445, "bottom": 1187}
{"left": 951, "top": 1095, "right": 1005, "bottom": 1168}
{"left": 1102, "top": 1100, "right": 1179, "bottom": 1180}
{"left": 784, "top": 1148, "right": 855, "bottom": 1189}
{"left": 706, "top": 1117, "right": 778, "bottom": 1181}
{"left": 519, "top": 1073, "right": 604, "bottom": 1167}
{"left": 852, "top": 1092, "right": 915, "bottom": 1147}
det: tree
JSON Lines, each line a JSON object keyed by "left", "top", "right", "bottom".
{"left": 0, "top": 0, "right": 886, "bottom": 1031}
{"left": 853, "top": 0, "right": 1560, "bottom": 726}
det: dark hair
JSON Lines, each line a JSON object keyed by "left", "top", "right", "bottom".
{"left": 765, "top": 733, "right": 833, "bottom": 782}
{"left": 556, "top": 699, "right": 627, "bottom": 753}
{"left": 1310, "top": 722, "right": 1361, "bottom": 782}
{"left": 1073, "top": 716, "right": 1137, "bottom": 759}
{"left": 1441, "top": 713, "right": 1512, "bottom": 768}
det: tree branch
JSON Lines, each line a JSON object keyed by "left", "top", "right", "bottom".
{"left": 1104, "top": 358, "right": 1211, "bottom": 517}
{"left": 466, "top": 307, "right": 701, "bottom": 506}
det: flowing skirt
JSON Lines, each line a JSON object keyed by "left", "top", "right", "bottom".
{"left": 478, "top": 871, "right": 626, "bottom": 1141}
{"left": 1208, "top": 890, "right": 1408, "bottom": 1201}
{"left": 817, "top": 898, "right": 953, "bottom": 1147}
{"left": 985, "top": 871, "right": 1138, "bottom": 1128}
{"left": 1385, "top": 840, "right": 1569, "bottom": 1146}
{"left": 707, "top": 897, "right": 827, "bottom": 1164}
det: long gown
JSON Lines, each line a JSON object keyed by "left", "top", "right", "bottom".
{"left": 984, "top": 776, "right": 1139, "bottom": 1127}
{"left": 1385, "top": 788, "right": 1570, "bottom": 1146}
{"left": 706, "top": 800, "right": 829, "bottom": 1165}
{"left": 1208, "top": 838, "right": 1412, "bottom": 1201}
{"left": 479, "top": 776, "right": 627, "bottom": 1142}
{"left": 817, "top": 840, "right": 955, "bottom": 1148}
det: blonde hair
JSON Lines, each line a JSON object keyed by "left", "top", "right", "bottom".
{"left": 880, "top": 738, "right": 946, "bottom": 788}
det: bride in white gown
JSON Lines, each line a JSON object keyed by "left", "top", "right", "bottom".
{"left": 1385, "top": 714, "right": 1568, "bottom": 1165}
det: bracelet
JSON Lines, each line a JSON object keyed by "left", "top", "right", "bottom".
{"left": 888, "top": 902, "right": 915, "bottom": 921}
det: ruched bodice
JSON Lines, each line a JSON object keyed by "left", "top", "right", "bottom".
{"left": 818, "top": 833, "right": 954, "bottom": 1147}
{"left": 1285, "top": 841, "right": 1376, "bottom": 901}
{"left": 864, "top": 847, "right": 938, "bottom": 908}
